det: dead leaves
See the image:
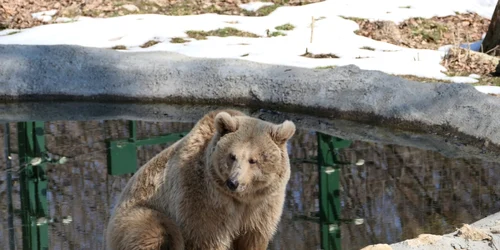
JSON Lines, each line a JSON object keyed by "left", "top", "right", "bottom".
{"left": 352, "top": 13, "right": 490, "bottom": 50}
{"left": 350, "top": 13, "right": 499, "bottom": 80}
{"left": 1, "top": 0, "right": 325, "bottom": 30}
{"left": 443, "top": 47, "right": 498, "bottom": 76}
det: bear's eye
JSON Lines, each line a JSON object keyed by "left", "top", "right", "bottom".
{"left": 249, "top": 159, "right": 257, "bottom": 164}
{"left": 229, "top": 153, "right": 236, "bottom": 161}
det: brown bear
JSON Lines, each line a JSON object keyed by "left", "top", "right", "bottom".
{"left": 106, "top": 109, "right": 296, "bottom": 250}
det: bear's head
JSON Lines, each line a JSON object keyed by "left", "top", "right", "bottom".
{"left": 207, "top": 111, "right": 296, "bottom": 200}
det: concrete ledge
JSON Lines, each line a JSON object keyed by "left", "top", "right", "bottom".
{"left": 0, "top": 102, "right": 499, "bottom": 163}
{"left": 1, "top": 44, "right": 500, "bottom": 155}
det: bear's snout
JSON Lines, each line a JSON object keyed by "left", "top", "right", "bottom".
{"left": 225, "top": 178, "right": 239, "bottom": 191}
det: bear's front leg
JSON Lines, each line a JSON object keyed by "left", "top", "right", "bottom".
{"left": 232, "top": 231, "right": 269, "bottom": 250}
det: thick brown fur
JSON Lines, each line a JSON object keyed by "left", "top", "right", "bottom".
{"left": 106, "top": 109, "right": 296, "bottom": 250}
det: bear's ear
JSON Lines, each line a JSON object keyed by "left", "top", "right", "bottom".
{"left": 270, "top": 120, "right": 296, "bottom": 146}
{"left": 214, "top": 112, "right": 239, "bottom": 136}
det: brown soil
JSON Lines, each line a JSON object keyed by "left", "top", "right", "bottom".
{"left": 0, "top": 0, "right": 323, "bottom": 30}
{"left": 2, "top": 1, "right": 499, "bottom": 85}
{"left": 345, "top": 13, "right": 500, "bottom": 83}
{"left": 350, "top": 13, "right": 490, "bottom": 50}
{"left": 443, "top": 47, "right": 499, "bottom": 76}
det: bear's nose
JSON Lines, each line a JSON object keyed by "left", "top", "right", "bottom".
{"left": 225, "top": 179, "right": 239, "bottom": 191}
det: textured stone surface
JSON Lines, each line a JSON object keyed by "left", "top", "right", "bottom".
{"left": 1, "top": 44, "right": 500, "bottom": 160}
{"left": 389, "top": 212, "right": 500, "bottom": 250}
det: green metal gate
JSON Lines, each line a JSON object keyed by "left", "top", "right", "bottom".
{"left": 17, "top": 122, "right": 50, "bottom": 250}
{"left": 7, "top": 120, "right": 363, "bottom": 250}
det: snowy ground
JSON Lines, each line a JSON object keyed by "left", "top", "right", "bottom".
{"left": 1, "top": 0, "right": 500, "bottom": 94}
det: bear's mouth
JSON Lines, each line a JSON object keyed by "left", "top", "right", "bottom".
{"left": 232, "top": 183, "right": 247, "bottom": 193}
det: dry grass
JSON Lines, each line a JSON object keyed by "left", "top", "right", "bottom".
{"left": 111, "top": 45, "right": 127, "bottom": 50}
{"left": 5, "top": 31, "right": 20, "bottom": 35}
{"left": 186, "top": 27, "right": 259, "bottom": 40}
{"left": 315, "top": 65, "right": 336, "bottom": 69}
{"left": 349, "top": 13, "right": 489, "bottom": 50}
{"left": 1, "top": 0, "right": 324, "bottom": 30}
{"left": 170, "top": 37, "right": 189, "bottom": 43}
{"left": 347, "top": 13, "right": 500, "bottom": 84}
{"left": 395, "top": 75, "right": 452, "bottom": 83}
{"left": 242, "top": 4, "right": 280, "bottom": 16}
{"left": 275, "top": 23, "right": 295, "bottom": 31}
{"left": 475, "top": 76, "right": 500, "bottom": 86}
{"left": 442, "top": 47, "right": 499, "bottom": 76}
{"left": 302, "top": 52, "right": 340, "bottom": 58}
{"left": 360, "top": 46, "right": 375, "bottom": 51}
{"left": 140, "top": 40, "right": 160, "bottom": 48}
{"left": 268, "top": 30, "right": 286, "bottom": 37}
{"left": 340, "top": 16, "right": 366, "bottom": 23}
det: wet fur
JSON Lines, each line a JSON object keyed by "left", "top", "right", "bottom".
{"left": 106, "top": 109, "right": 296, "bottom": 250}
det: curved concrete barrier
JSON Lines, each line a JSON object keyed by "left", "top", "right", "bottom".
{"left": 1, "top": 44, "right": 500, "bottom": 157}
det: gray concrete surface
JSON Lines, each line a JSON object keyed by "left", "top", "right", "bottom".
{"left": 1, "top": 44, "right": 500, "bottom": 159}
{"left": 2, "top": 44, "right": 500, "bottom": 250}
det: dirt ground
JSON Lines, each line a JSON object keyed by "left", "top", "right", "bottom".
{"left": 342, "top": 13, "right": 500, "bottom": 82}
{"left": 0, "top": 0, "right": 321, "bottom": 29}
{"left": 1, "top": 0, "right": 499, "bottom": 85}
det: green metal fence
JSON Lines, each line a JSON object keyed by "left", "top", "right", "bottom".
{"left": 8, "top": 120, "right": 361, "bottom": 250}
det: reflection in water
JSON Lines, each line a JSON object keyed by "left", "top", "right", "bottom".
{"left": 1, "top": 120, "right": 500, "bottom": 250}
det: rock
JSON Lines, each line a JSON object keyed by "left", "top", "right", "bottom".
{"left": 404, "top": 234, "right": 443, "bottom": 247}
{"left": 121, "top": 4, "right": 139, "bottom": 12}
{"left": 490, "top": 226, "right": 500, "bottom": 234}
{"left": 456, "top": 224, "right": 492, "bottom": 241}
{"left": 53, "top": 2, "right": 61, "bottom": 9}
{"left": 360, "top": 244, "right": 392, "bottom": 250}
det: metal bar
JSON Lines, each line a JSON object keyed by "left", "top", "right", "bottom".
{"left": 317, "top": 132, "right": 341, "bottom": 250}
{"left": 134, "top": 133, "right": 186, "bottom": 147}
{"left": 18, "top": 122, "right": 38, "bottom": 250}
{"left": 5, "top": 123, "right": 16, "bottom": 250}
{"left": 107, "top": 128, "right": 187, "bottom": 176}
{"left": 18, "top": 122, "right": 49, "bottom": 250}
{"left": 33, "top": 121, "right": 49, "bottom": 250}
{"left": 128, "top": 121, "right": 137, "bottom": 142}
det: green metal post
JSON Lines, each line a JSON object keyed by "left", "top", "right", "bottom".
{"left": 317, "top": 132, "right": 341, "bottom": 250}
{"left": 107, "top": 120, "right": 188, "bottom": 176}
{"left": 317, "top": 133, "right": 352, "bottom": 250}
{"left": 128, "top": 121, "right": 137, "bottom": 142}
{"left": 18, "top": 122, "right": 49, "bottom": 250}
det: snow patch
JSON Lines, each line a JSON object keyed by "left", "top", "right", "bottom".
{"left": 239, "top": 2, "right": 274, "bottom": 12}
{"left": 0, "top": 29, "right": 20, "bottom": 36}
{"left": 0, "top": 0, "right": 497, "bottom": 85}
{"left": 31, "top": 10, "right": 58, "bottom": 22}
{"left": 476, "top": 86, "right": 500, "bottom": 95}
{"left": 469, "top": 74, "right": 482, "bottom": 79}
